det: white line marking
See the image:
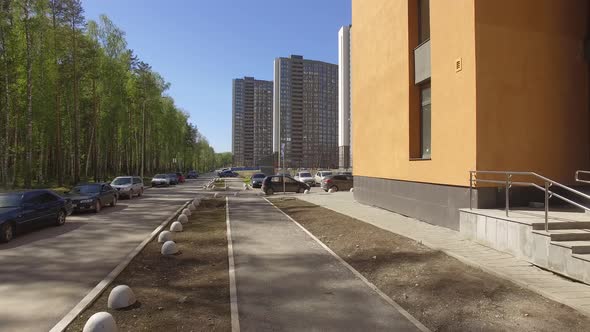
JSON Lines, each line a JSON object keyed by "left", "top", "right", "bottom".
{"left": 50, "top": 200, "right": 191, "bottom": 332}
{"left": 226, "top": 196, "right": 241, "bottom": 332}
{"left": 263, "top": 197, "right": 431, "bottom": 332}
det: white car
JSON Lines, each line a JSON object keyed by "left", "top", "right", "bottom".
{"left": 111, "top": 176, "right": 144, "bottom": 199}
{"left": 151, "top": 174, "right": 170, "bottom": 187}
{"left": 314, "top": 171, "right": 333, "bottom": 185}
{"left": 294, "top": 171, "right": 315, "bottom": 187}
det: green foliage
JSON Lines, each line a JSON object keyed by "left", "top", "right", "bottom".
{"left": 0, "top": 0, "right": 230, "bottom": 188}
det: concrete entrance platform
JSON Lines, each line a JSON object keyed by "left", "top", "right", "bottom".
{"left": 227, "top": 196, "right": 426, "bottom": 331}
{"left": 297, "top": 192, "right": 590, "bottom": 318}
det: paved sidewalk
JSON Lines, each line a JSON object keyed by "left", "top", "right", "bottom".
{"left": 297, "top": 192, "right": 590, "bottom": 317}
{"left": 227, "top": 196, "right": 425, "bottom": 331}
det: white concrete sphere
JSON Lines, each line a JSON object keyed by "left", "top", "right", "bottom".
{"left": 213, "top": 193, "right": 220, "bottom": 198}
{"left": 108, "top": 285, "right": 136, "bottom": 310}
{"left": 304, "top": 189, "right": 310, "bottom": 194}
{"left": 328, "top": 188, "right": 335, "bottom": 193}
{"left": 188, "top": 204, "right": 196, "bottom": 211}
{"left": 170, "top": 221, "right": 183, "bottom": 232}
{"left": 182, "top": 208, "right": 191, "bottom": 217}
{"left": 177, "top": 214, "right": 188, "bottom": 224}
{"left": 350, "top": 188, "right": 355, "bottom": 192}
{"left": 192, "top": 199, "right": 200, "bottom": 208}
{"left": 158, "top": 231, "right": 173, "bottom": 243}
{"left": 161, "top": 240, "right": 178, "bottom": 255}
{"left": 83, "top": 312, "right": 117, "bottom": 332}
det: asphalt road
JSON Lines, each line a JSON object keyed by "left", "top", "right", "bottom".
{"left": 0, "top": 177, "right": 210, "bottom": 332}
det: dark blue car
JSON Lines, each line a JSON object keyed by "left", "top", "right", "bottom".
{"left": 0, "top": 190, "right": 73, "bottom": 243}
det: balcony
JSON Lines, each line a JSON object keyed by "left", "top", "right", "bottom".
{"left": 414, "top": 39, "right": 431, "bottom": 85}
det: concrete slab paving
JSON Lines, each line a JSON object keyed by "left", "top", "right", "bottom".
{"left": 297, "top": 192, "right": 590, "bottom": 317}
{"left": 228, "top": 196, "right": 425, "bottom": 332}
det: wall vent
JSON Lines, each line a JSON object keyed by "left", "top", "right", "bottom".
{"left": 455, "top": 58, "right": 463, "bottom": 72}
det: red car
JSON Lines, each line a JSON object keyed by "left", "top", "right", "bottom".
{"left": 175, "top": 172, "right": 185, "bottom": 183}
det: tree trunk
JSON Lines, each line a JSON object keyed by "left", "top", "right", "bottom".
{"left": 72, "top": 18, "right": 80, "bottom": 184}
{"left": 141, "top": 99, "right": 145, "bottom": 179}
{"left": 1, "top": 24, "right": 10, "bottom": 187}
{"left": 52, "top": 2, "right": 63, "bottom": 187}
{"left": 24, "top": 2, "right": 33, "bottom": 188}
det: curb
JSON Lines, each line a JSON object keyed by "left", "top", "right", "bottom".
{"left": 49, "top": 200, "right": 192, "bottom": 332}
{"left": 226, "top": 197, "right": 241, "bottom": 332}
{"left": 264, "top": 197, "right": 431, "bottom": 332}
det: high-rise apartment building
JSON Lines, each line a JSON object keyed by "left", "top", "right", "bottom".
{"left": 273, "top": 55, "right": 339, "bottom": 169}
{"left": 338, "top": 25, "right": 352, "bottom": 170}
{"left": 232, "top": 77, "right": 273, "bottom": 167}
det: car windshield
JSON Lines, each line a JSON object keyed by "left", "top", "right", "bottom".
{"left": 253, "top": 174, "right": 265, "bottom": 179}
{"left": 112, "top": 178, "right": 131, "bottom": 185}
{"left": 72, "top": 184, "right": 101, "bottom": 194}
{"left": 322, "top": 172, "right": 332, "bottom": 176}
{"left": 154, "top": 174, "right": 166, "bottom": 179}
{"left": 299, "top": 173, "right": 312, "bottom": 177}
{"left": 0, "top": 193, "right": 22, "bottom": 208}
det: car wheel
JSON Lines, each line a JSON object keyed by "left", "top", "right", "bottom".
{"left": 94, "top": 200, "right": 102, "bottom": 213}
{"left": 266, "top": 188, "right": 274, "bottom": 195}
{"left": 297, "top": 187, "right": 304, "bottom": 194}
{"left": 110, "top": 196, "right": 117, "bottom": 207}
{"left": 0, "top": 223, "right": 14, "bottom": 242}
{"left": 331, "top": 186, "right": 339, "bottom": 192}
{"left": 56, "top": 210, "right": 66, "bottom": 226}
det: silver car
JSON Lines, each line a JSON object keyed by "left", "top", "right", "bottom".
{"left": 294, "top": 171, "right": 315, "bottom": 187}
{"left": 314, "top": 171, "right": 333, "bottom": 185}
{"left": 111, "top": 176, "right": 144, "bottom": 199}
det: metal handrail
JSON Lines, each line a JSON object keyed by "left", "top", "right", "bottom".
{"left": 470, "top": 170, "right": 590, "bottom": 232}
{"left": 575, "top": 170, "right": 590, "bottom": 184}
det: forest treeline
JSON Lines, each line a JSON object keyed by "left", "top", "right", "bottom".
{"left": 0, "top": 0, "right": 231, "bottom": 189}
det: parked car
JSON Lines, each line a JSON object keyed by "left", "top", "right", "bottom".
{"left": 250, "top": 173, "right": 267, "bottom": 188}
{"left": 0, "top": 190, "right": 72, "bottom": 243}
{"left": 187, "top": 170, "right": 199, "bottom": 179}
{"left": 67, "top": 183, "right": 118, "bottom": 213}
{"left": 111, "top": 176, "right": 144, "bottom": 199}
{"left": 262, "top": 175, "right": 310, "bottom": 195}
{"left": 151, "top": 174, "right": 170, "bottom": 187}
{"left": 168, "top": 173, "right": 179, "bottom": 185}
{"left": 321, "top": 174, "right": 354, "bottom": 192}
{"left": 314, "top": 171, "right": 333, "bottom": 185}
{"left": 339, "top": 171, "right": 353, "bottom": 176}
{"left": 294, "top": 171, "right": 315, "bottom": 187}
{"left": 175, "top": 172, "right": 186, "bottom": 183}
{"left": 219, "top": 170, "right": 238, "bottom": 178}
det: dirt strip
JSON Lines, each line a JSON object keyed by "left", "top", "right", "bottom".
{"left": 270, "top": 197, "right": 590, "bottom": 332}
{"left": 66, "top": 198, "right": 230, "bottom": 332}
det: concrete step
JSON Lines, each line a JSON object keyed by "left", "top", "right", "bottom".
{"left": 532, "top": 221, "right": 590, "bottom": 230}
{"left": 572, "top": 253, "right": 590, "bottom": 263}
{"left": 551, "top": 240, "right": 590, "bottom": 254}
{"left": 532, "top": 229, "right": 590, "bottom": 241}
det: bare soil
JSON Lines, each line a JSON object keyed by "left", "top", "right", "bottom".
{"left": 66, "top": 198, "right": 230, "bottom": 332}
{"left": 270, "top": 197, "right": 590, "bottom": 332}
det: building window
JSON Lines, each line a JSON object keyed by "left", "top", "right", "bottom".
{"left": 418, "top": 0, "right": 430, "bottom": 43}
{"left": 420, "top": 83, "right": 431, "bottom": 159}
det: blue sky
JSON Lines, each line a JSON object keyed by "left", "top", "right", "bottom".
{"left": 82, "top": 1, "right": 352, "bottom": 152}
